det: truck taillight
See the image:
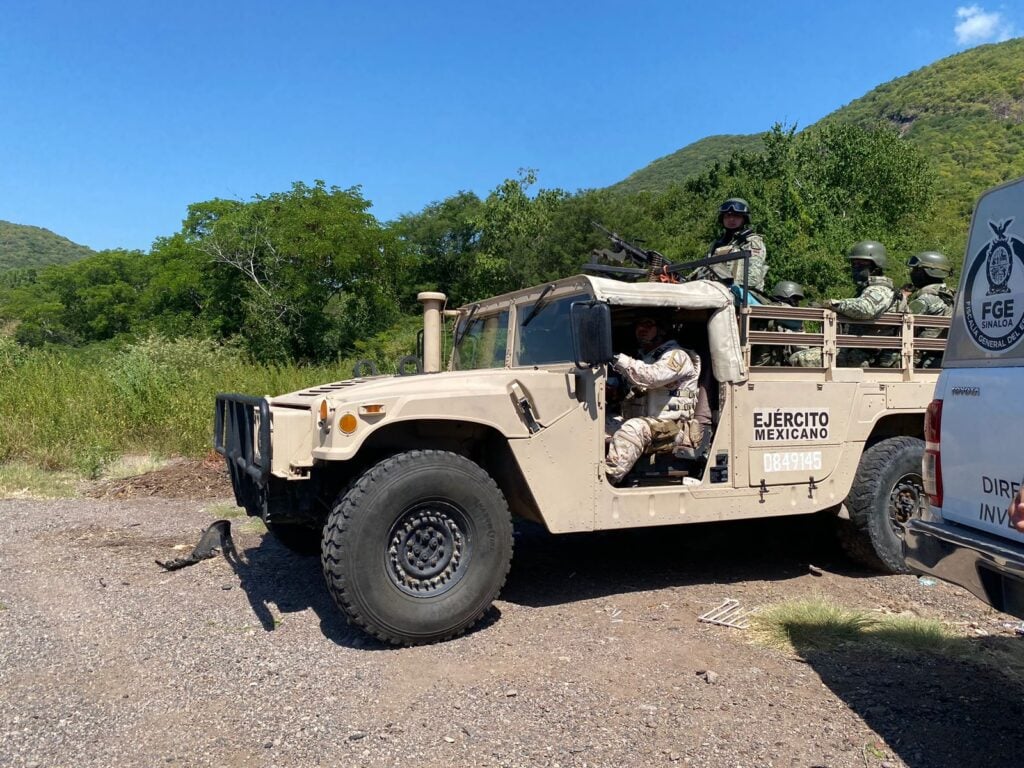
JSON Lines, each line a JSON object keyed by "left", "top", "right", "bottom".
{"left": 923, "top": 398, "right": 942, "bottom": 507}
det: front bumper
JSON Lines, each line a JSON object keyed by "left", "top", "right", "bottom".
{"left": 905, "top": 517, "right": 1024, "bottom": 619}
{"left": 213, "top": 394, "right": 271, "bottom": 511}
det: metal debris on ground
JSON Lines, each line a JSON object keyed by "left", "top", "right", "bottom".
{"left": 156, "top": 519, "right": 236, "bottom": 571}
{"left": 697, "top": 598, "right": 755, "bottom": 629}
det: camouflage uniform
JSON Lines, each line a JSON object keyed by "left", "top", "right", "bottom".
{"left": 706, "top": 231, "right": 768, "bottom": 292}
{"left": 750, "top": 281, "right": 807, "bottom": 366}
{"left": 790, "top": 277, "right": 898, "bottom": 368}
{"left": 605, "top": 340, "right": 700, "bottom": 483}
{"left": 909, "top": 283, "right": 954, "bottom": 368}
{"left": 751, "top": 315, "right": 806, "bottom": 366}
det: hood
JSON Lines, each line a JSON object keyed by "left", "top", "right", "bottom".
{"left": 269, "top": 368, "right": 520, "bottom": 409}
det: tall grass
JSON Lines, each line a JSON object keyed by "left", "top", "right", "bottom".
{"left": 0, "top": 326, "right": 419, "bottom": 475}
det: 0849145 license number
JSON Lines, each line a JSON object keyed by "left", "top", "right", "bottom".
{"left": 762, "top": 451, "right": 822, "bottom": 473}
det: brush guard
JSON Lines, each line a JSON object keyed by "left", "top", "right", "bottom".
{"left": 214, "top": 394, "right": 272, "bottom": 511}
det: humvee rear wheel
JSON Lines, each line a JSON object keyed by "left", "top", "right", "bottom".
{"left": 839, "top": 436, "right": 925, "bottom": 574}
{"left": 321, "top": 450, "right": 513, "bottom": 645}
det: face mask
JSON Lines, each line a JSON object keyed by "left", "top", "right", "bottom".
{"left": 911, "top": 269, "right": 930, "bottom": 289}
{"left": 851, "top": 265, "right": 872, "bottom": 286}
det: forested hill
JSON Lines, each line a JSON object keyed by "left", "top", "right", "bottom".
{"left": 0, "top": 221, "right": 95, "bottom": 272}
{"left": 822, "top": 36, "right": 1024, "bottom": 245}
{"left": 610, "top": 134, "right": 766, "bottom": 194}
{"left": 612, "top": 37, "right": 1024, "bottom": 212}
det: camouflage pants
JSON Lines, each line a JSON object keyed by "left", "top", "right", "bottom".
{"left": 789, "top": 347, "right": 823, "bottom": 367}
{"left": 752, "top": 344, "right": 809, "bottom": 366}
{"left": 789, "top": 347, "right": 899, "bottom": 368}
{"left": 672, "top": 419, "right": 706, "bottom": 459}
{"left": 605, "top": 417, "right": 681, "bottom": 483}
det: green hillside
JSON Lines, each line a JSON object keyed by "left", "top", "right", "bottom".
{"left": 0, "top": 221, "right": 95, "bottom": 272}
{"left": 821, "top": 37, "right": 1024, "bottom": 252}
{"left": 611, "top": 38, "right": 1024, "bottom": 253}
{"left": 610, "top": 133, "right": 765, "bottom": 194}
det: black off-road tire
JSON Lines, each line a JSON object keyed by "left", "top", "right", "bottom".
{"left": 265, "top": 521, "right": 322, "bottom": 556}
{"left": 321, "top": 450, "right": 514, "bottom": 645}
{"left": 838, "top": 436, "right": 926, "bottom": 574}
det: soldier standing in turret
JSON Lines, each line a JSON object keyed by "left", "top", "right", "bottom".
{"left": 906, "top": 251, "right": 955, "bottom": 368}
{"left": 704, "top": 198, "right": 768, "bottom": 293}
{"left": 790, "top": 241, "right": 899, "bottom": 367}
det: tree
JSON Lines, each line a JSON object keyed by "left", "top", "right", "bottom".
{"left": 391, "top": 191, "right": 485, "bottom": 306}
{"left": 180, "top": 181, "right": 407, "bottom": 361}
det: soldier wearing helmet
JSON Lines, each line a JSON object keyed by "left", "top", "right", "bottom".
{"left": 790, "top": 241, "right": 900, "bottom": 367}
{"left": 906, "top": 251, "right": 955, "bottom": 368}
{"left": 751, "top": 280, "right": 807, "bottom": 366}
{"left": 605, "top": 313, "right": 701, "bottom": 484}
{"left": 771, "top": 280, "right": 805, "bottom": 307}
{"left": 704, "top": 198, "right": 768, "bottom": 292}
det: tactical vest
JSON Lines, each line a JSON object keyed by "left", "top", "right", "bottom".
{"left": 913, "top": 283, "right": 955, "bottom": 315}
{"left": 709, "top": 229, "right": 756, "bottom": 283}
{"left": 640, "top": 342, "right": 701, "bottom": 422}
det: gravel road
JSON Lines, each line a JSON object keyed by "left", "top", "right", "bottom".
{"left": 2, "top": 496, "right": 1023, "bottom": 768}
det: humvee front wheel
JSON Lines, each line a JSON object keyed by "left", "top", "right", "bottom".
{"left": 839, "top": 436, "right": 925, "bottom": 574}
{"left": 321, "top": 450, "right": 514, "bottom": 645}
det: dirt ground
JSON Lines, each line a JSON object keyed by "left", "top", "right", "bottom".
{"left": 3, "top": 460, "right": 1024, "bottom": 768}
{"left": 86, "top": 454, "right": 234, "bottom": 500}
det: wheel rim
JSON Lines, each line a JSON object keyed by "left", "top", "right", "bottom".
{"left": 888, "top": 472, "right": 926, "bottom": 540}
{"left": 386, "top": 501, "right": 470, "bottom": 597}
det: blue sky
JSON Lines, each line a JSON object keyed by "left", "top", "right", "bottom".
{"left": 1, "top": 1, "right": 1021, "bottom": 252}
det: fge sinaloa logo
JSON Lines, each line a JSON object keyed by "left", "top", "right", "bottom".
{"left": 964, "top": 219, "right": 1024, "bottom": 352}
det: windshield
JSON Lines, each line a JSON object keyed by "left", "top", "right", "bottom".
{"left": 452, "top": 311, "right": 509, "bottom": 370}
{"left": 516, "top": 293, "right": 587, "bottom": 366}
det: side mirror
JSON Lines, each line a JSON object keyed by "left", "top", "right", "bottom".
{"left": 570, "top": 301, "right": 612, "bottom": 367}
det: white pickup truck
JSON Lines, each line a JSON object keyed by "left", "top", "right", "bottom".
{"left": 905, "top": 175, "right": 1024, "bottom": 619}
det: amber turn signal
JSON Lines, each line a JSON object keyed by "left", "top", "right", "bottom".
{"left": 338, "top": 412, "right": 358, "bottom": 434}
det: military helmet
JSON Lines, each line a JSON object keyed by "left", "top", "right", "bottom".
{"left": 907, "top": 250, "right": 951, "bottom": 279}
{"left": 633, "top": 311, "right": 672, "bottom": 333}
{"left": 718, "top": 198, "right": 751, "bottom": 225}
{"left": 770, "top": 280, "right": 805, "bottom": 303}
{"left": 847, "top": 240, "right": 887, "bottom": 269}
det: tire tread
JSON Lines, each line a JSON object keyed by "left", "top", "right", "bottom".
{"left": 320, "top": 449, "right": 513, "bottom": 645}
{"left": 839, "top": 436, "right": 921, "bottom": 574}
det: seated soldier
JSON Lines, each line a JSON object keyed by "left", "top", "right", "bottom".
{"left": 751, "top": 280, "right": 806, "bottom": 366}
{"left": 906, "top": 251, "right": 954, "bottom": 368}
{"left": 790, "top": 241, "right": 899, "bottom": 367}
{"left": 605, "top": 314, "right": 701, "bottom": 484}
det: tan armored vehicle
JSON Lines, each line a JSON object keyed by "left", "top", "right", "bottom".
{"left": 216, "top": 276, "right": 948, "bottom": 645}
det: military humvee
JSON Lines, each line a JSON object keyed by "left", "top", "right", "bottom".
{"left": 216, "top": 277, "right": 948, "bottom": 645}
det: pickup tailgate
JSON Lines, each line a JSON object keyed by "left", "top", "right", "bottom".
{"left": 938, "top": 369, "right": 1024, "bottom": 544}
